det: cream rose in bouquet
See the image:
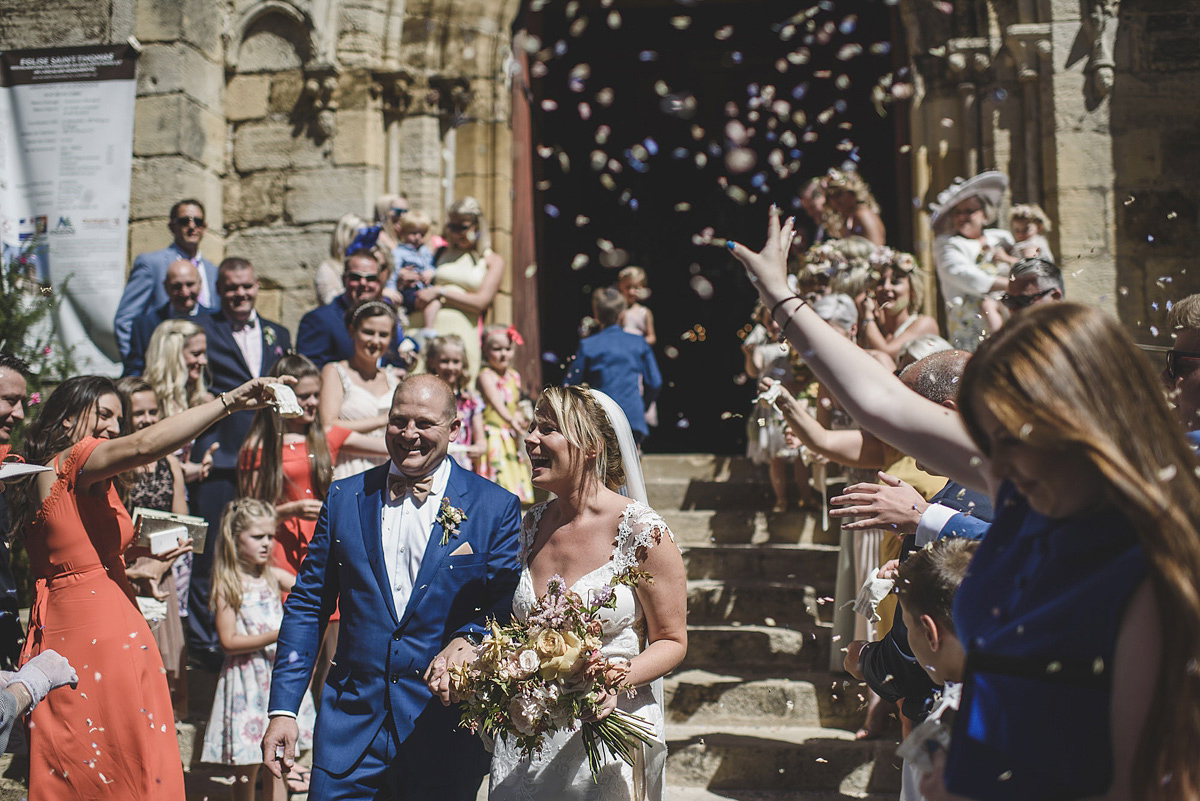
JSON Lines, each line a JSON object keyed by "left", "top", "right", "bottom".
{"left": 447, "top": 572, "right": 655, "bottom": 781}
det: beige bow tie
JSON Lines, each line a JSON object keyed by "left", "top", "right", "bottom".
{"left": 389, "top": 473, "right": 434, "bottom": 504}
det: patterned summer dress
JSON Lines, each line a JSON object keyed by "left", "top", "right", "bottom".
{"left": 200, "top": 574, "right": 316, "bottom": 766}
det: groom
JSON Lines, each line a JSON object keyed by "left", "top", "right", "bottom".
{"left": 262, "top": 374, "right": 522, "bottom": 798}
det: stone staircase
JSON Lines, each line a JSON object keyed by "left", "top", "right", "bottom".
{"left": 648, "top": 453, "right": 902, "bottom": 800}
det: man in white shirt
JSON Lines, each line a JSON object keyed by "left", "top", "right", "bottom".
{"left": 263, "top": 375, "right": 521, "bottom": 799}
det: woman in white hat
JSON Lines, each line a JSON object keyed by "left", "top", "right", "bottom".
{"left": 930, "top": 172, "right": 1017, "bottom": 352}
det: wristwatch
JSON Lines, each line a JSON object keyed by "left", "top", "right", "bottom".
{"left": 458, "top": 630, "right": 483, "bottom": 646}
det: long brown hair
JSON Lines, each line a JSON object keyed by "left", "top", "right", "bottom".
{"left": 8, "top": 376, "right": 127, "bottom": 538}
{"left": 238, "top": 354, "right": 333, "bottom": 504}
{"left": 960, "top": 302, "right": 1200, "bottom": 801}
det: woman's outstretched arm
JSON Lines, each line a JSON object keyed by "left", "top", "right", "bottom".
{"left": 727, "top": 208, "right": 991, "bottom": 493}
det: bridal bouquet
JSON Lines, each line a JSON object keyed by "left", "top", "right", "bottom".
{"left": 448, "top": 572, "right": 656, "bottom": 780}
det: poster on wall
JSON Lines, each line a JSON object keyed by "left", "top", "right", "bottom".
{"left": 0, "top": 43, "right": 138, "bottom": 376}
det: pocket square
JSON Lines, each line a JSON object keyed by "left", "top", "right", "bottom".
{"left": 449, "top": 542, "right": 474, "bottom": 557}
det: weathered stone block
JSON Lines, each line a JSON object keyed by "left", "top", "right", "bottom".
{"left": 284, "top": 167, "right": 381, "bottom": 225}
{"left": 127, "top": 220, "right": 166, "bottom": 274}
{"left": 332, "top": 109, "right": 384, "bottom": 166}
{"left": 269, "top": 71, "right": 305, "bottom": 114}
{"left": 225, "top": 74, "right": 271, "bottom": 122}
{"left": 224, "top": 172, "right": 285, "bottom": 226}
{"left": 1112, "top": 129, "right": 1163, "bottom": 185}
{"left": 134, "top": 0, "right": 222, "bottom": 58}
{"left": 1055, "top": 186, "right": 1114, "bottom": 255}
{"left": 130, "top": 156, "right": 223, "bottom": 227}
{"left": 137, "top": 42, "right": 224, "bottom": 112}
{"left": 223, "top": 226, "right": 330, "bottom": 329}
{"left": 134, "top": 94, "right": 225, "bottom": 169}
{"left": 234, "top": 120, "right": 330, "bottom": 172}
{"left": 236, "top": 15, "right": 307, "bottom": 73}
{"left": 0, "top": 1, "right": 112, "bottom": 49}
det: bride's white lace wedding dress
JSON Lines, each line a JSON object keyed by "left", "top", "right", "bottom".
{"left": 488, "top": 500, "right": 672, "bottom": 801}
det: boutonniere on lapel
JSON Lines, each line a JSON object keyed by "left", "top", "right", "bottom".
{"left": 264, "top": 327, "right": 277, "bottom": 347}
{"left": 437, "top": 498, "right": 468, "bottom": 546}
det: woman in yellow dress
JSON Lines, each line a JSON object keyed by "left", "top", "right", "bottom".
{"left": 411, "top": 197, "right": 506, "bottom": 384}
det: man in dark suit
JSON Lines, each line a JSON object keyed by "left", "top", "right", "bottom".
{"left": 122, "top": 259, "right": 217, "bottom": 376}
{"left": 263, "top": 375, "right": 520, "bottom": 798}
{"left": 296, "top": 251, "right": 389, "bottom": 368}
{"left": 114, "top": 199, "right": 218, "bottom": 360}
{"left": 186, "top": 257, "right": 291, "bottom": 669}
{"left": 563, "top": 287, "right": 661, "bottom": 445}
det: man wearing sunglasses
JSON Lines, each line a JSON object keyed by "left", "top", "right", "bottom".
{"left": 998, "top": 256, "right": 1064, "bottom": 315}
{"left": 297, "top": 251, "right": 394, "bottom": 368}
{"left": 114, "top": 199, "right": 218, "bottom": 363}
{"left": 1162, "top": 295, "right": 1200, "bottom": 441}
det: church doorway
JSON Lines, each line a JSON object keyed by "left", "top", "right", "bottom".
{"left": 524, "top": 0, "right": 906, "bottom": 453}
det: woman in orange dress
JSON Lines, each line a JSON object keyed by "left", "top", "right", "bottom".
{"left": 7, "top": 374, "right": 278, "bottom": 800}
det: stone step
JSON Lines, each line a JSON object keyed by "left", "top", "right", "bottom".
{"left": 642, "top": 454, "right": 749, "bottom": 483}
{"left": 664, "top": 670, "right": 869, "bottom": 730}
{"left": 663, "top": 510, "right": 839, "bottom": 547}
{"left": 688, "top": 579, "right": 830, "bottom": 627}
{"left": 683, "top": 624, "right": 830, "bottom": 672}
{"left": 666, "top": 724, "right": 902, "bottom": 794}
{"left": 682, "top": 544, "right": 838, "bottom": 587}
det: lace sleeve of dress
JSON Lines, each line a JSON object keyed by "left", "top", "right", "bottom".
{"left": 612, "top": 501, "right": 675, "bottom": 577}
{"left": 520, "top": 501, "right": 549, "bottom": 560}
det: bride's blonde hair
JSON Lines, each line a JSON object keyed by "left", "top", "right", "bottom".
{"left": 533, "top": 386, "right": 625, "bottom": 492}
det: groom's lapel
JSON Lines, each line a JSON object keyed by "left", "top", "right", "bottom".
{"left": 397, "top": 463, "right": 472, "bottom": 629}
{"left": 360, "top": 466, "right": 399, "bottom": 624}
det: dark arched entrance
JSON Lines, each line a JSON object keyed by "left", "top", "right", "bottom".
{"left": 524, "top": 0, "right": 906, "bottom": 453}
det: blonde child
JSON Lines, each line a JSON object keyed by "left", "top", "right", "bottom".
{"left": 617, "top": 266, "right": 657, "bottom": 345}
{"left": 1009, "top": 203, "right": 1054, "bottom": 262}
{"left": 477, "top": 324, "right": 534, "bottom": 502}
{"left": 618, "top": 266, "right": 659, "bottom": 431}
{"left": 200, "top": 498, "right": 316, "bottom": 800}
{"left": 383, "top": 209, "right": 440, "bottom": 340}
{"left": 425, "top": 334, "right": 487, "bottom": 472}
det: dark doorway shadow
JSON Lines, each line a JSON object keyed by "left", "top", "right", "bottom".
{"left": 524, "top": 0, "right": 902, "bottom": 454}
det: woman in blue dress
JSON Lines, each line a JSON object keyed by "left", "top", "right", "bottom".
{"left": 727, "top": 207, "right": 1200, "bottom": 801}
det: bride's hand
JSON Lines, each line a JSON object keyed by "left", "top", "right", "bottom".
{"left": 725, "top": 205, "right": 795, "bottom": 300}
{"left": 580, "top": 686, "right": 621, "bottom": 723}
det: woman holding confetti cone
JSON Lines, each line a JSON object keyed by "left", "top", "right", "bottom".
{"left": 7, "top": 373, "right": 279, "bottom": 800}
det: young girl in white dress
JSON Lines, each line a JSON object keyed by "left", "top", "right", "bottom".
{"left": 488, "top": 386, "right": 688, "bottom": 801}
{"left": 201, "top": 499, "right": 316, "bottom": 801}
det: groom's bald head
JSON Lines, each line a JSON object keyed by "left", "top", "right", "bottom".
{"left": 386, "top": 375, "right": 461, "bottom": 476}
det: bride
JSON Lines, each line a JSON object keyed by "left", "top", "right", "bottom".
{"left": 488, "top": 386, "right": 687, "bottom": 801}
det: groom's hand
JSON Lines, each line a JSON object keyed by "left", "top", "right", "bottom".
{"left": 262, "top": 715, "right": 300, "bottom": 779}
{"left": 424, "top": 637, "right": 475, "bottom": 706}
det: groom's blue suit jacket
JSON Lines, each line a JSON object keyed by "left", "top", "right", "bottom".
{"left": 268, "top": 460, "right": 521, "bottom": 776}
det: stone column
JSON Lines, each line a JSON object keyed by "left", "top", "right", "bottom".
{"left": 130, "top": 0, "right": 227, "bottom": 268}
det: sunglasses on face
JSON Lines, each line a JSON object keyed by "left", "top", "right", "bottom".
{"left": 345, "top": 271, "right": 380, "bottom": 283}
{"left": 1166, "top": 350, "right": 1200, "bottom": 381}
{"left": 390, "top": 208, "right": 408, "bottom": 218}
{"left": 174, "top": 216, "right": 205, "bottom": 228}
{"left": 445, "top": 222, "right": 473, "bottom": 232}
{"left": 1000, "top": 287, "right": 1056, "bottom": 310}
{"left": 953, "top": 206, "right": 983, "bottom": 217}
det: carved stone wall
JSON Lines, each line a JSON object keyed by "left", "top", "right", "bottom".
{"left": 3, "top": 0, "right": 1196, "bottom": 344}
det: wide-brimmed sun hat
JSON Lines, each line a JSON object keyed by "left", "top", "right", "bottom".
{"left": 929, "top": 171, "right": 1008, "bottom": 234}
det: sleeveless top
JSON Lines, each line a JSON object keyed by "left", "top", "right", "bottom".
{"left": 947, "top": 482, "right": 1146, "bottom": 800}
{"left": 128, "top": 457, "right": 174, "bottom": 513}
{"left": 330, "top": 362, "right": 398, "bottom": 480}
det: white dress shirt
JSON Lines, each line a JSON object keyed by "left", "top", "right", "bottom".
{"left": 381, "top": 457, "right": 452, "bottom": 617}
{"left": 230, "top": 310, "right": 263, "bottom": 375}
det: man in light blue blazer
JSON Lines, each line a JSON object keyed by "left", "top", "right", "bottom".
{"left": 114, "top": 199, "right": 218, "bottom": 359}
{"left": 263, "top": 374, "right": 521, "bottom": 799}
